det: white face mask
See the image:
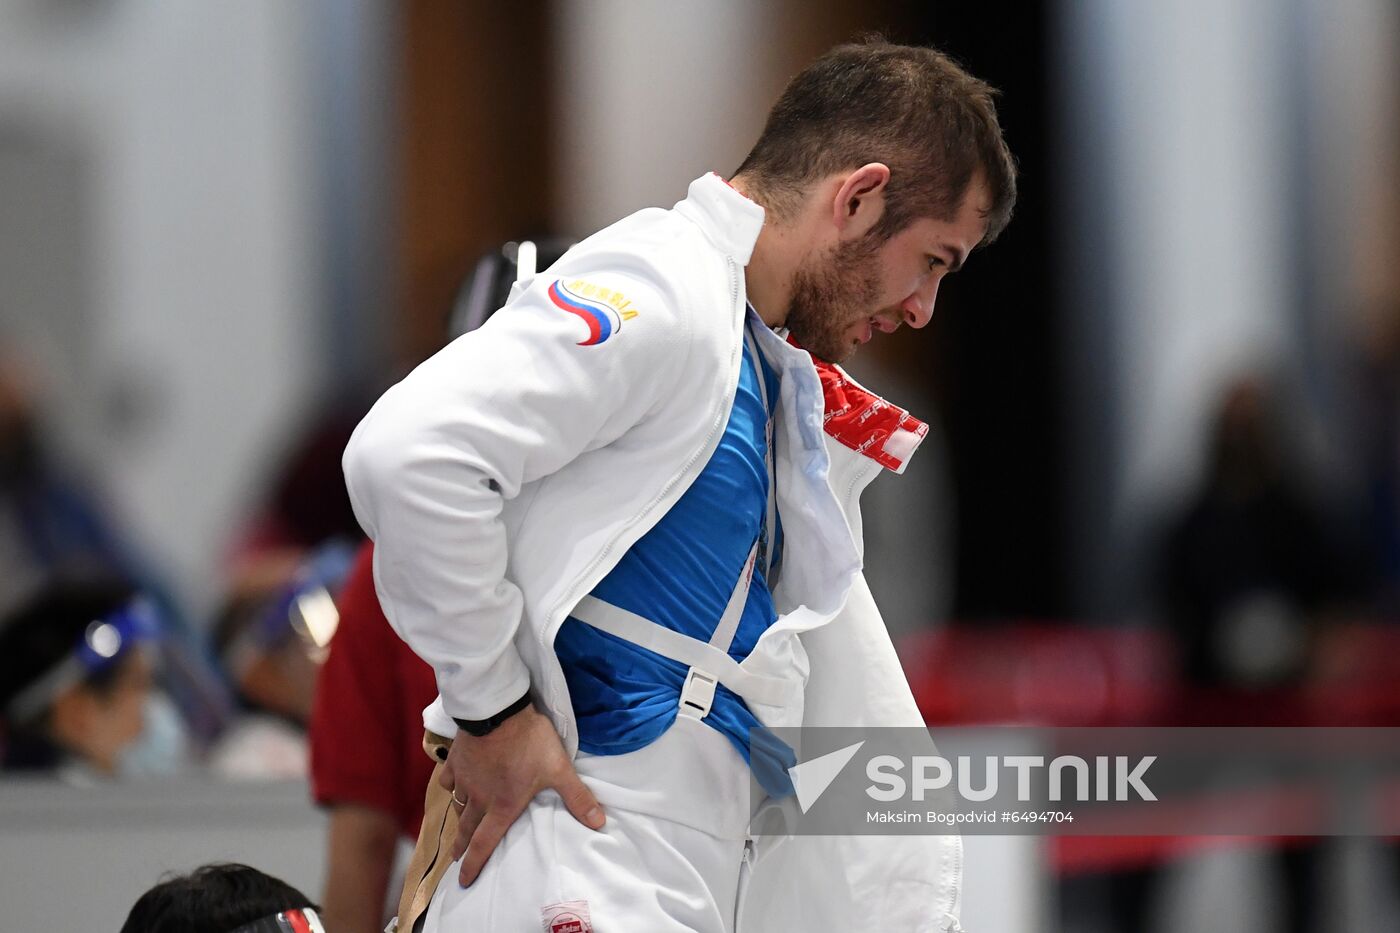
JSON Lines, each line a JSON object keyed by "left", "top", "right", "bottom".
{"left": 117, "top": 689, "right": 192, "bottom": 777}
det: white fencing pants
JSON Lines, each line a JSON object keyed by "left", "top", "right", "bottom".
{"left": 420, "top": 713, "right": 755, "bottom": 933}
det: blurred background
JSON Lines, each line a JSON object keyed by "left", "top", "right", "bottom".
{"left": 0, "top": 1, "right": 1397, "bottom": 930}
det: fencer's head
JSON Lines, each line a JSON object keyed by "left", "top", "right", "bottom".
{"left": 732, "top": 39, "right": 1017, "bottom": 363}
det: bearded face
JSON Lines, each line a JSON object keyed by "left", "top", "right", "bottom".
{"left": 782, "top": 232, "right": 888, "bottom": 364}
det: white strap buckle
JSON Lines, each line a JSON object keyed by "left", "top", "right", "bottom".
{"left": 679, "top": 667, "right": 719, "bottom": 719}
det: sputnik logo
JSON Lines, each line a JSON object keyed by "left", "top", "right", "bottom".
{"left": 787, "top": 741, "right": 866, "bottom": 813}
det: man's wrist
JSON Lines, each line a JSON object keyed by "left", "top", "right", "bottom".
{"left": 453, "top": 690, "right": 533, "bottom": 737}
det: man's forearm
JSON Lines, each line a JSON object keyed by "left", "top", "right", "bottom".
{"left": 321, "top": 804, "right": 401, "bottom": 933}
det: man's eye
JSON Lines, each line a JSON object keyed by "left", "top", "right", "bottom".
{"left": 927, "top": 257, "right": 945, "bottom": 271}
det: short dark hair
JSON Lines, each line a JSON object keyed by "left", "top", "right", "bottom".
{"left": 735, "top": 38, "right": 1017, "bottom": 243}
{"left": 120, "top": 863, "right": 317, "bottom": 933}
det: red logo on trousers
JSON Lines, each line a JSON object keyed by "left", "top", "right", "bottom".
{"left": 542, "top": 901, "right": 592, "bottom": 933}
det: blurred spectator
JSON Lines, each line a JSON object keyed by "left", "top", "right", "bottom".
{"left": 0, "top": 354, "right": 150, "bottom": 615}
{"left": 206, "top": 347, "right": 381, "bottom": 779}
{"left": 216, "top": 385, "right": 377, "bottom": 723}
{"left": 0, "top": 576, "right": 171, "bottom": 779}
{"left": 206, "top": 542, "right": 355, "bottom": 779}
{"left": 1156, "top": 375, "right": 1362, "bottom": 693}
{"left": 214, "top": 398, "right": 375, "bottom": 739}
{"left": 1355, "top": 302, "right": 1400, "bottom": 617}
{"left": 224, "top": 399, "right": 375, "bottom": 605}
{"left": 310, "top": 543, "right": 437, "bottom": 933}
{"left": 236, "top": 405, "right": 371, "bottom": 558}
{"left": 1138, "top": 374, "right": 1367, "bottom": 933}
{"left": 0, "top": 350, "right": 234, "bottom": 748}
{"left": 120, "top": 863, "right": 323, "bottom": 933}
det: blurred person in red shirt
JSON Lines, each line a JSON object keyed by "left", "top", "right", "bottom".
{"left": 310, "top": 543, "right": 436, "bottom": 933}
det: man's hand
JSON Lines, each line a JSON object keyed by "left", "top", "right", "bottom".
{"left": 440, "top": 705, "right": 605, "bottom": 887}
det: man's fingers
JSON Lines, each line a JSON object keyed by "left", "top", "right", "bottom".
{"left": 450, "top": 799, "right": 485, "bottom": 863}
{"left": 457, "top": 808, "right": 515, "bottom": 888}
{"left": 554, "top": 771, "right": 605, "bottom": 830}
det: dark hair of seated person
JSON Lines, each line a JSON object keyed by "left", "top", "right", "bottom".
{"left": 119, "top": 863, "right": 318, "bottom": 933}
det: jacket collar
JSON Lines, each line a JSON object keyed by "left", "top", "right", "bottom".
{"left": 673, "top": 173, "right": 766, "bottom": 266}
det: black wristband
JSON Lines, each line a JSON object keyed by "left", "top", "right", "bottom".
{"left": 453, "top": 691, "right": 532, "bottom": 737}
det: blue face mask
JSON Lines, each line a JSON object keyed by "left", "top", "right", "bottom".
{"left": 117, "top": 689, "right": 191, "bottom": 777}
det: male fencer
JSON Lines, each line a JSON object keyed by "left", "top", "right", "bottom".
{"left": 344, "top": 38, "right": 1016, "bottom": 933}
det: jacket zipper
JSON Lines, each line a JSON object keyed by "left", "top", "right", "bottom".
{"left": 538, "top": 257, "right": 746, "bottom": 743}
{"left": 944, "top": 829, "right": 963, "bottom": 923}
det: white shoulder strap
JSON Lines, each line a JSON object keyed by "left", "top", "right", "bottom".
{"left": 569, "top": 593, "right": 801, "bottom": 715}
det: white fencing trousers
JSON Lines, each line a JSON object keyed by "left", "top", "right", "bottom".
{"left": 420, "top": 714, "right": 756, "bottom": 933}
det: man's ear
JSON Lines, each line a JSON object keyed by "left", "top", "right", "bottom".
{"left": 831, "top": 163, "right": 891, "bottom": 238}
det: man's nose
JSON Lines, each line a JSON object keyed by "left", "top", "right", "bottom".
{"left": 901, "top": 279, "right": 940, "bottom": 329}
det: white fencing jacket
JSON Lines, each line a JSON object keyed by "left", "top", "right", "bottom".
{"left": 343, "top": 174, "right": 963, "bottom": 931}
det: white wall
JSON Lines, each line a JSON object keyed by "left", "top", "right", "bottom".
{"left": 0, "top": 1, "right": 324, "bottom": 615}
{"left": 1304, "top": 0, "right": 1400, "bottom": 317}
{"left": 1061, "top": 0, "right": 1294, "bottom": 541}
{"left": 551, "top": 0, "right": 780, "bottom": 234}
